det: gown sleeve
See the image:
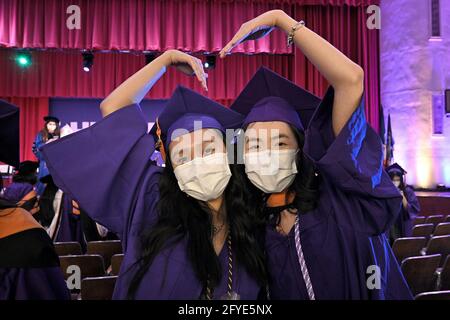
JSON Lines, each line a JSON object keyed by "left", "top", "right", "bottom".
{"left": 304, "top": 86, "right": 402, "bottom": 235}
{"left": 33, "top": 133, "right": 45, "bottom": 161}
{"left": 403, "top": 186, "right": 420, "bottom": 220}
{"left": 40, "top": 104, "right": 156, "bottom": 236}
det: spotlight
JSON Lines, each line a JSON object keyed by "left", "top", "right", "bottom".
{"left": 145, "top": 52, "right": 157, "bottom": 65}
{"left": 82, "top": 52, "right": 94, "bottom": 72}
{"left": 204, "top": 55, "right": 216, "bottom": 70}
{"left": 16, "top": 51, "right": 32, "bottom": 67}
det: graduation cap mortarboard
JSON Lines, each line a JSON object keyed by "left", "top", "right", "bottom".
{"left": 15, "top": 161, "right": 39, "bottom": 176}
{"left": 149, "top": 86, "right": 244, "bottom": 152}
{"left": 0, "top": 99, "right": 20, "bottom": 167}
{"left": 386, "top": 163, "right": 407, "bottom": 176}
{"left": 43, "top": 115, "right": 60, "bottom": 123}
{"left": 230, "top": 66, "right": 321, "bottom": 131}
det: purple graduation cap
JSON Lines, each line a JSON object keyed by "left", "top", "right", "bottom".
{"left": 0, "top": 99, "right": 20, "bottom": 167}
{"left": 230, "top": 66, "right": 321, "bottom": 131}
{"left": 386, "top": 163, "right": 407, "bottom": 176}
{"left": 149, "top": 85, "right": 244, "bottom": 149}
{"left": 2, "top": 181, "right": 34, "bottom": 204}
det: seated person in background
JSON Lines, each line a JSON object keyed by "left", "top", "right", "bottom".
{"left": 0, "top": 99, "right": 69, "bottom": 300}
{"left": 33, "top": 175, "right": 57, "bottom": 228}
{"left": 1, "top": 161, "right": 39, "bottom": 216}
{"left": 0, "top": 199, "right": 70, "bottom": 300}
{"left": 387, "top": 163, "right": 420, "bottom": 240}
{"left": 39, "top": 175, "right": 87, "bottom": 252}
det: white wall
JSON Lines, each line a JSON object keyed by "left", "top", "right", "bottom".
{"left": 380, "top": 0, "right": 450, "bottom": 188}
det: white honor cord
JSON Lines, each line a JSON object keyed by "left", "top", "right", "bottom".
{"left": 294, "top": 215, "right": 316, "bottom": 300}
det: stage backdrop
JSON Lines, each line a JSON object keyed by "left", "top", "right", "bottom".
{"left": 50, "top": 98, "right": 166, "bottom": 132}
{"left": 50, "top": 98, "right": 166, "bottom": 166}
{"left": 0, "top": 97, "right": 166, "bottom": 163}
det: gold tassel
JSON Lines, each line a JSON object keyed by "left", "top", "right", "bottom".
{"left": 154, "top": 118, "right": 166, "bottom": 162}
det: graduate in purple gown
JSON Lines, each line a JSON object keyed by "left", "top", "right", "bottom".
{"left": 39, "top": 174, "right": 86, "bottom": 251}
{"left": 222, "top": 10, "right": 413, "bottom": 299}
{"left": 0, "top": 203, "right": 70, "bottom": 300}
{"left": 387, "top": 163, "right": 420, "bottom": 240}
{"left": 41, "top": 50, "right": 267, "bottom": 300}
{"left": 0, "top": 99, "right": 69, "bottom": 300}
{"left": 52, "top": 193, "right": 85, "bottom": 246}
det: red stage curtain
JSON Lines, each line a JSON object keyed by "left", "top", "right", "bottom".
{"left": 0, "top": 0, "right": 381, "bottom": 132}
{"left": 1, "top": 97, "right": 49, "bottom": 162}
{"left": 293, "top": 4, "right": 381, "bottom": 130}
{"left": 0, "top": 49, "right": 294, "bottom": 101}
{"left": 0, "top": 47, "right": 378, "bottom": 130}
{"left": 0, "top": 0, "right": 378, "bottom": 53}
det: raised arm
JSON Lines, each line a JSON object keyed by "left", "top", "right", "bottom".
{"left": 219, "top": 10, "right": 364, "bottom": 136}
{"left": 100, "top": 50, "right": 208, "bottom": 117}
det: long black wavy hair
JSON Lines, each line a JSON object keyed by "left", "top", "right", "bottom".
{"left": 126, "top": 146, "right": 267, "bottom": 299}
{"left": 240, "top": 124, "right": 321, "bottom": 223}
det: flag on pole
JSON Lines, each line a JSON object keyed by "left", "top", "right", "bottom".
{"left": 384, "top": 113, "right": 394, "bottom": 167}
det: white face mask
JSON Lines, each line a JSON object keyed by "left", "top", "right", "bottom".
{"left": 244, "top": 149, "right": 298, "bottom": 193}
{"left": 173, "top": 153, "right": 231, "bottom": 201}
{"left": 393, "top": 180, "right": 401, "bottom": 188}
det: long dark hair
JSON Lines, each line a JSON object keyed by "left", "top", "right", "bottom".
{"left": 36, "top": 176, "right": 58, "bottom": 227}
{"left": 242, "top": 124, "right": 321, "bottom": 223}
{"left": 40, "top": 121, "right": 60, "bottom": 142}
{"left": 126, "top": 150, "right": 267, "bottom": 299}
{"left": 288, "top": 125, "right": 321, "bottom": 213}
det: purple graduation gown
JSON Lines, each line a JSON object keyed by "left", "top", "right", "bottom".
{"left": 0, "top": 266, "right": 69, "bottom": 300}
{"left": 52, "top": 193, "right": 86, "bottom": 251}
{"left": 265, "top": 88, "right": 413, "bottom": 300}
{"left": 41, "top": 105, "right": 260, "bottom": 300}
{"left": 393, "top": 186, "right": 420, "bottom": 238}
